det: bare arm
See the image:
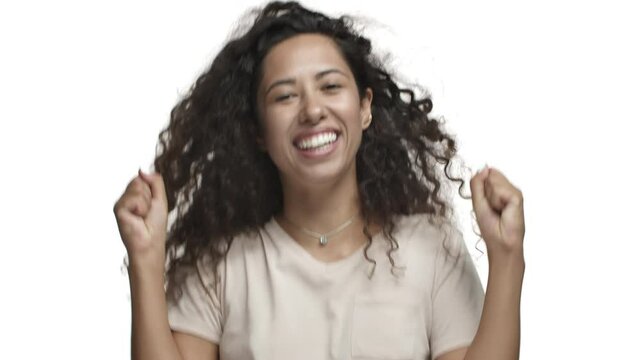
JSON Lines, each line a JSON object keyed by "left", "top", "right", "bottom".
{"left": 436, "top": 251, "right": 525, "bottom": 360}
{"left": 118, "top": 170, "right": 219, "bottom": 359}
{"left": 464, "top": 252, "right": 524, "bottom": 360}
{"left": 129, "top": 256, "right": 219, "bottom": 360}
{"left": 173, "top": 331, "right": 219, "bottom": 360}
{"left": 437, "top": 166, "right": 525, "bottom": 360}
{"left": 128, "top": 257, "right": 184, "bottom": 360}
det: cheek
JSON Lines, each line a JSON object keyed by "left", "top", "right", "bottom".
{"left": 262, "top": 119, "right": 289, "bottom": 150}
{"left": 335, "top": 93, "right": 364, "bottom": 122}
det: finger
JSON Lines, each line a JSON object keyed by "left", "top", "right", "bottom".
{"left": 116, "top": 207, "right": 143, "bottom": 234}
{"left": 470, "top": 167, "right": 492, "bottom": 215}
{"left": 114, "top": 205, "right": 145, "bottom": 243}
{"left": 138, "top": 169, "right": 168, "bottom": 211}
{"left": 114, "top": 179, "right": 149, "bottom": 216}
{"left": 135, "top": 177, "right": 152, "bottom": 204}
{"left": 484, "top": 175, "right": 494, "bottom": 201}
{"left": 484, "top": 168, "right": 521, "bottom": 211}
{"left": 120, "top": 194, "right": 150, "bottom": 218}
{"left": 126, "top": 177, "right": 151, "bottom": 204}
{"left": 485, "top": 181, "right": 512, "bottom": 212}
{"left": 483, "top": 167, "right": 515, "bottom": 190}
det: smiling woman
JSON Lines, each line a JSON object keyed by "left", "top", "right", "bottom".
{"left": 112, "top": 1, "right": 525, "bottom": 360}
{"left": 256, "top": 33, "right": 373, "bottom": 189}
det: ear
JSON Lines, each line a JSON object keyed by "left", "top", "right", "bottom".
{"left": 360, "top": 87, "right": 373, "bottom": 129}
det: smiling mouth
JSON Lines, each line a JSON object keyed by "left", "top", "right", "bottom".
{"left": 294, "top": 131, "right": 339, "bottom": 150}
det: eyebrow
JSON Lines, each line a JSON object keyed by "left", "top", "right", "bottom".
{"left": 264, "top": 68, "right": 347, "bottom": 97}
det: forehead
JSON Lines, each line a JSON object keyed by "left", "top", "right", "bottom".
{"left": 259, "top": 33, "right": 351, "bottom": 83}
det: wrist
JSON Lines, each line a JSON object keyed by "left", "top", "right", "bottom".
{"left": 487, "top": 243, "right": 524, "bottom": 263}
{"left": 127, "top": 252, "right": 166, "bottom": 277}
{"left": 487, "top": 249, "right": 525, "bottom": 281}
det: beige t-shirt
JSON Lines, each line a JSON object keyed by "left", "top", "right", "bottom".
{"left": 167, "top": 214, "right": 484, "bottom": 360}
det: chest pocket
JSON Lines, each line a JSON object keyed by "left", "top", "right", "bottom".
{"left": 351, "top": 297, "right": 419, "bottom": 360}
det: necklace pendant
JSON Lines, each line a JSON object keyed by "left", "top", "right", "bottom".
{"left": 319, "top": 235, "right": 328, "bottom": 246}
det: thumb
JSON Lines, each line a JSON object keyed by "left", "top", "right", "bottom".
{"left": 138, "top": 168, "right": 169, "bottom": 213}
{"left": 470, "top": 167, "right": 492, "bottom": 216}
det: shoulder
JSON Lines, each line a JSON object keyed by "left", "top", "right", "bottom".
{"left": 225, "top": 226, "right": 266, "bottom": 257}
{"left": 195, "top": 224, "right": 268, "bottom": 281}
{"left": 388, "top": 213, "right": 466, "bottom": 278}
{"left": 206, "top": 221, "right": 276, "bottom": 279}
{"left": 391, "top": 213, "right": 460, "bottom": 251}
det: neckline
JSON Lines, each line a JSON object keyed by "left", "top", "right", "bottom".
{"left": 266, "top": 216, "right": 383, "bottom": 271}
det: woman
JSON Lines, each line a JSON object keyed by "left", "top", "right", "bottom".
{"left": 113, "top": 1, "right": 525, "bottom": 360}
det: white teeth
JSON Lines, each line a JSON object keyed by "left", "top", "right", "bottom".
{"left": 296, "top": 132, "right": 337, "bottom": 150}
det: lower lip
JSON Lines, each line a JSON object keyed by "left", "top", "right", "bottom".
{"left": 295, "top": 135, "right": 340, "bottom": 159}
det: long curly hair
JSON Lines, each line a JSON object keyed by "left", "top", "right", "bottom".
{"left": 151, "top": 1, "right": 473, "bottom": 302}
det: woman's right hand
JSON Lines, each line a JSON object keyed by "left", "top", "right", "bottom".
{"left": 113, "top": 169, "right": 169, "bottom": 267}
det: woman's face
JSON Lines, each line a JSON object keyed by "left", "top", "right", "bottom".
{"left": 256, "top": 33, "right": 373, "bottom": 187}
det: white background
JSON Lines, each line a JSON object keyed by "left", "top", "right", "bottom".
{"left": 1, "top": 0, "right": 638, "bottom": 358}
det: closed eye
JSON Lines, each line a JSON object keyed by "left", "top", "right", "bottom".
{"left": 275, "top": 93, "right": 295, "bottom": 102}
{"left": 324, "top": 84, "right": 341, "bottom": 90}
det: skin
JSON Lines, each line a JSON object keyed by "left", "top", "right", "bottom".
{"left": 461, "top": 166, "right": 525, "bottom": 360}
{"left": 256, "top": 33, "right": 372, "bottom": 187}
{"left": 254, "top": 33, "right": 526, "bottom": 360}
{"left": 255, "top": 33, "right": 376, "bottom": 261}
{"left": 119, "top": 33, "right": 525, "bottom": 360}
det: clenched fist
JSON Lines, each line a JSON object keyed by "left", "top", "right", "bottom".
{"left": 113, "top": 169, "right": 169, "bottom": 266}
{"left": 470, "top": 166, "right": 525, "bottom": 258}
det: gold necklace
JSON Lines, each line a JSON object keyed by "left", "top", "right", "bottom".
{"left": 282, "top": 214, "right": 358, "bottom": 246}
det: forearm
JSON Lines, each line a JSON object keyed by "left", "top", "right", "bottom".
{"left": 128, "top": 258, "right": 183, "bottom": 360}
{"left": 464, "top": 251, "right": 525, "bottom": 360}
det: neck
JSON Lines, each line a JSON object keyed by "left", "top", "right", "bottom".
{"left": 279, "top": 168, "right": 361, "bottom": 233}
{"left": 275, "top": 165, "right": 382, "bottom": 257}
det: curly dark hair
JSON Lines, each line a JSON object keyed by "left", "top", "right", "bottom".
{"left": 147, "top": 1, "right": 473, "bottom": 302}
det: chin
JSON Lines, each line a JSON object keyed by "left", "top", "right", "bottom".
{"left": 295, "top": 161, "right": 356, "bottom": 186}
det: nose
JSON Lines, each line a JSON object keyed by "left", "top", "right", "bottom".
{"left": 299, "top": 91, "right": 326, "bottom": 125}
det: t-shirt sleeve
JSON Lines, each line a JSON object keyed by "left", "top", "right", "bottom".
{"left": 165, "top": 256, "right": 224, "bottom": 344}
{"left": 429, "top": 225, "right": 485, "bottom": 359}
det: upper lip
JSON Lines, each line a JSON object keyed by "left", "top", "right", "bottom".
{"left": 292, "top": 128, "right": 341, "bottom": 144}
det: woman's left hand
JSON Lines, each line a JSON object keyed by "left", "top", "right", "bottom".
{"left": 470, "top": 166, "right": 525, "bottom": 257}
